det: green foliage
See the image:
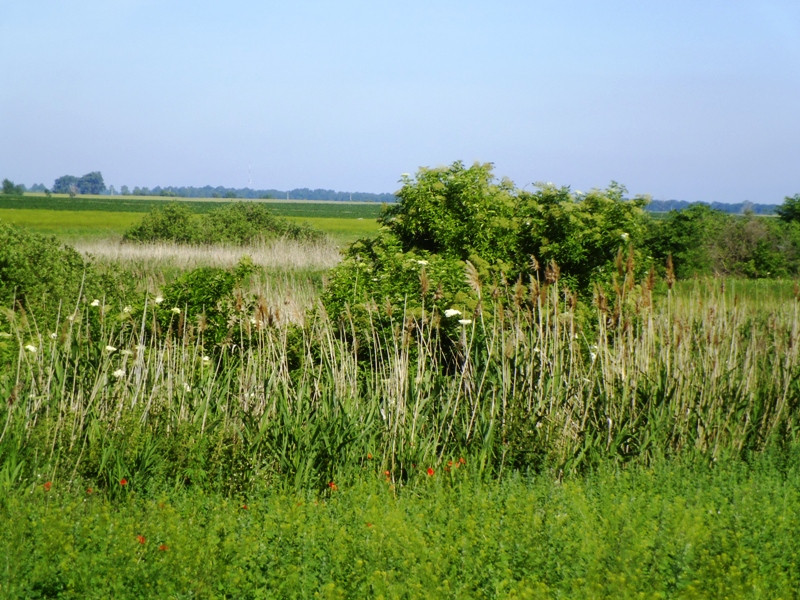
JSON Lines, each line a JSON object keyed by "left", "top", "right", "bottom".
{"left": 0, "top": 220, "right": 117, "bottom": 324}
{"left": 2, "top": 178, "right": 25, "bottom": 195}
{"left": 515, "top": 181, "right": 651, "bottom": 290}
{"left": 121, "top": 202, "right": 195, "bottom": 243}
{"left": 382, "top": 161, "right": 518, "bottom": 265}
{"left": 52, "top": 171, "right": 106, "bottom": 195}
{"left": 153, "top": 257, "right": 258, "bottom": 347}
{"left": 648, "top": 205, "right": 800, "bottom": 278}
{"left": 776, "top": 193, "right": 800, "bottom": 223}
{"left": 122, "top": 201, "right": 326, "bottom": 245}
{"left": 323, "top": 162, "right": 652, "bottom": 362}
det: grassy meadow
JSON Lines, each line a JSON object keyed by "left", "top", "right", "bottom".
{"left": 2, "top": 195, "right": 800, "bottom": 597}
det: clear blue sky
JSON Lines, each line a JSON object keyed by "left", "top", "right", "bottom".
{"left": 2, "top": 1, "right": 799, "bottom": 203}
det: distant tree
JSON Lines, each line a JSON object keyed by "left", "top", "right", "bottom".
{"left": 52, "top": 172, "right": 105, "bottom": 195}
{"left": 2, "top": 178, "right": 25, "bottom": 195}
{"left": 121, "top": 185, "right": 130, "bottom": 195}
{"left": 52, "top": 175, "right": 79, "bottom": 194}
{"left": 776, "top": 194, "right": 800, "bottom": 223}
{"left": 77, "top": 171, "right": 105, "bottom": 194}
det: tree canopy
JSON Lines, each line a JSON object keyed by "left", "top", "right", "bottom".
{"left": 52, "top": 171, "right": 106, "bottom": 195}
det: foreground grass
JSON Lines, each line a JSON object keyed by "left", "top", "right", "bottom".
{"left": 3, "top": 454, "right": 799, "bottom": 599}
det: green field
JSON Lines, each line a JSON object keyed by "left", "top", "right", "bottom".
{"left": 0, "top": 193, "right": 386, "bottom": 217}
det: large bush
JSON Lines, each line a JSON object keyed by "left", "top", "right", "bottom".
{"left": 324, "top": 161, "right": 652, "bottom": 327}
{"left": 123, "top": 202, "right": 325, "bottom": 245}
{"left": 0, "top": 221, "right": 117, "bottom": 323}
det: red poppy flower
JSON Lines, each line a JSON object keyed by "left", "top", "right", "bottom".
{"left": 367, "top": 453, "right": 373, "bottom": 460}
{"left": 458, "top": 457, "right": 466, "bottom": 465}
{"left": 43, "top": 481, "right": 52, "bottom": 492}
{"left": 427, "top": 467, "right": 435, "bottom": 476}
{"left": 86, "top": 487, "right": 93, "bottom": 494}
{"left": 241, "top": 504, "right": 248, "bottom": 510}
{"left": 328, "top": 481, "right": 338, "bottom": 491}
{"left": 119, "top": 478, "right": 128, "bottom": 486}
{"left": 158, "top": 544, "right": 168, "bottom": 551}
{"left": 137, "top": 535, "right": 146, "bottom": 545}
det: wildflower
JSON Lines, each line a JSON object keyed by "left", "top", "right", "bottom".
{"left": 137, "top": 535, "right": 146, "bottom": 545}
{"left": 90, "top": 299, "right": 101, "bottom": 307}
{"left": 367, "top": 453, "right": 373, "bottom": 460}
{"left": 183, "top": 383, "right": 191, "bottom": 392}
{"left": 24, "top": 344, "right": 37, "bottom": 353}
{"left": 158, "top": 544, "right": 168, "bottom": 551}
{"left": 119, "top": 478, "right": 128, "bottom": 486}
{"left": 458, "top": 319, "right": 472, "bottom": 326}
{"left": 444, "top": 308, "right": 461, "bottom": 318}
{"left": 415, "top": 259, "right": 429, "bottom": 266}
{"left": 621, "top": 232, "right": 630, "bottom": 242}
{"left": 366, "top": 522, "right": 373, "bottom": 528}
{"left": 426, "top": 467, "right": 435, "bottom": 476}
{"left": 105, "top": 345, "right": 117, "bottom": 353}
{"left": 458, "top": 457, "right": 466, "bottom": 465}
{"left": 120, "top": 349, "right": 133, "bottom": 356}
{"left": 86, "top": 487, "right": 93, "bottom": 495}
{"left": 241, "top": 504, "right": 248, "bottom": 510}
{"left": 171, "top": 307, "right": 181, "bottom": 315}
{"left": 590, "top": 352, "right": 597, "bottom": 363}
{"left": 112, "top": 369, "right": 126, "bottom": 379}
{"left": 122, "top": 305, "right": 132, "bottom": 314}
{"left": 202, "top": 355, "right": 211, "bottom": 364}
{"left": 328, "top": 481, "right": 338, "bottom": 491}
{"left": 384, "top": 470, "right": 390, "bottom": 476}
{"left": 43, "top": 481, "right": 52, "bottom": 492}
{"left": 49, "top": 332, "right": 57, "bottom": 340}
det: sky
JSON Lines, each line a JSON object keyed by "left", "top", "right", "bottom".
{"left": 1, "top": 1, "right": 799, "bottom": 203}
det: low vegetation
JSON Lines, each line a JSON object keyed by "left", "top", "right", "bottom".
{"left": 122, "top": 201, "right": 326, "bottom": 245}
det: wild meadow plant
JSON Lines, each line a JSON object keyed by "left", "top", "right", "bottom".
{"left": 2, "top": 258, "right": 799, "bottom": 496}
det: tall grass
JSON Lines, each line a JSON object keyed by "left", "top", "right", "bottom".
{"left": 2, "top": 271, "right": 798, "bottom": 494}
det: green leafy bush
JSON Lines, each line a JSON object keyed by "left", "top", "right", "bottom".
{"left": 121, "top": 202, "right": 195, "bottom": 243}
{"left": 123, "top": 201, "right": 325, "bottom": 245}
{"left": 324, "top": 162, "right": 652, "bottom": 331}
{"left": 647, "top": 204, "right": 800, "bottom": 278}
{"left": 0, "top": 220, "right": 118, "bottom": 324}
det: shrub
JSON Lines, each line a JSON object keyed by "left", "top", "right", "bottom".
{"left": 123, "top": 202, "right": 325, "bottom": 245}
{"left": 324, "top": 162, "right": 652, "bottom": 329}
{"left": 647, "top": 205, "right": 800, "bottom": 278}
{"left": 0, "top": 220, "right": 117, "bottom": 324}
